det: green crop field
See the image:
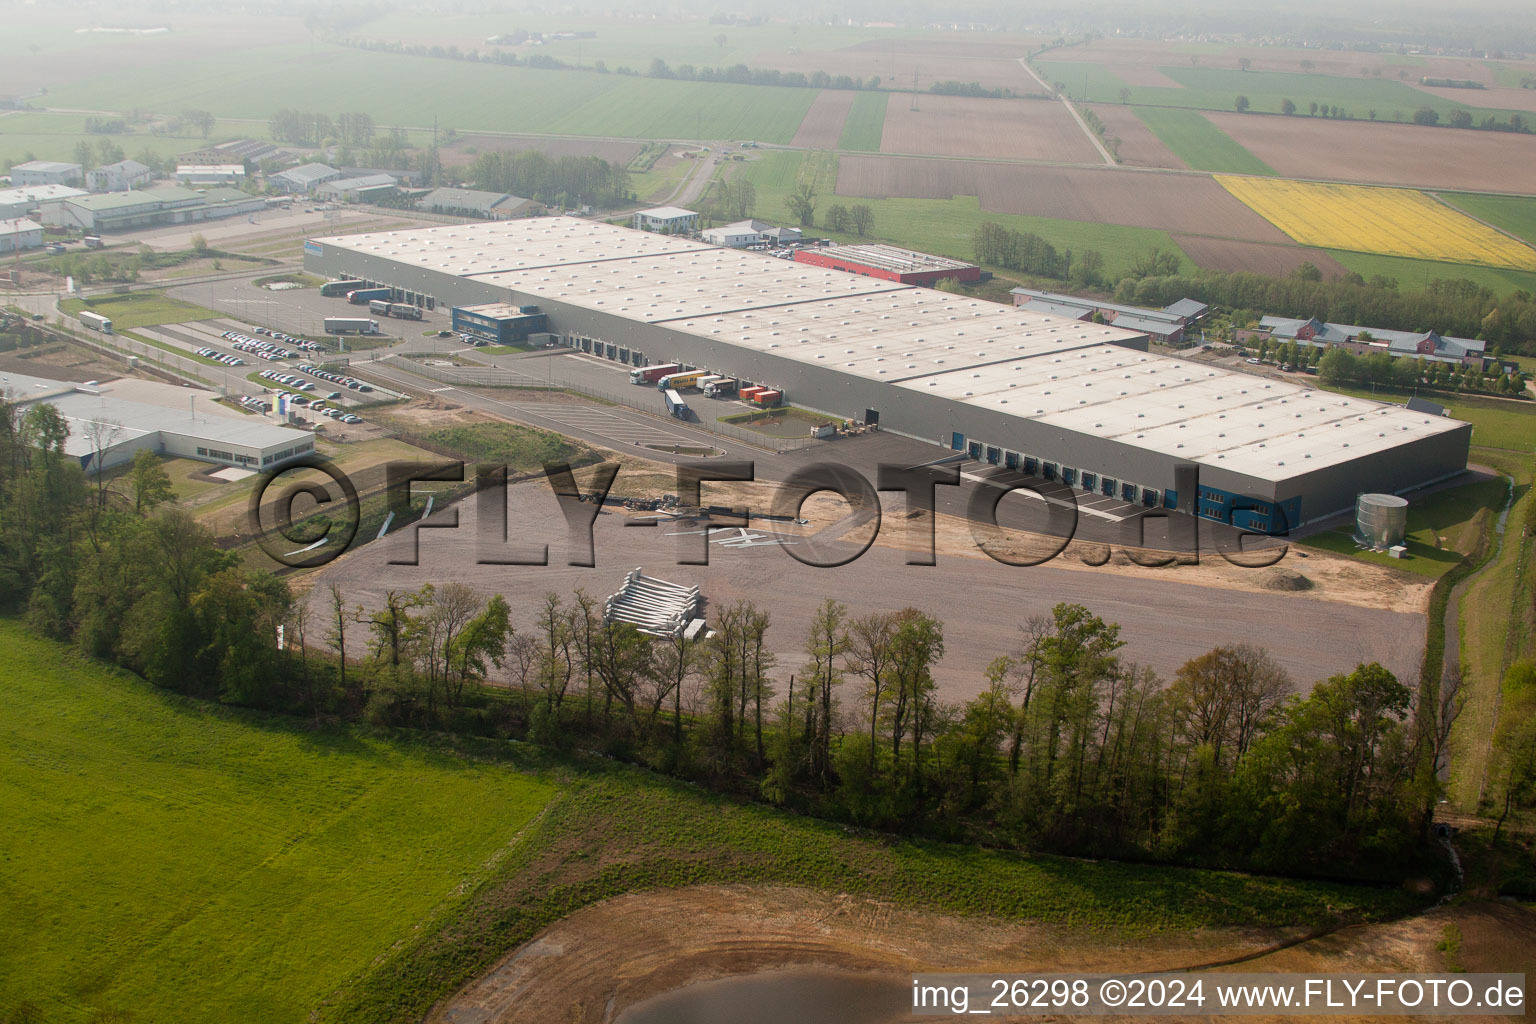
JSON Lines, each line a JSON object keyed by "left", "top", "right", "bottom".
{"left": 1327, "top": 249, "right": 1536, "bottom": 298}
{"left": 0, "top": 112, "right": 267, "bottom": 167}
{"left": 1132, "top": 108, "right": 1274, "bottom": 174}
{"left": 0, "top": 621, "right": 556, "bottom": 1024}
{"left": 837, "top": 90, "right": 889, "bottom": 151}
{"left": 60, "top": 291, "right": 222, "bottom": 331}
{"left": 43, "top": 45, "right": 818, "bottom": 143}
{"left": 1439, "top": 192, "right": 1536, "bottom": 247}
{"left": 1035, "top": 60, "right": 1525, "bottom": 122}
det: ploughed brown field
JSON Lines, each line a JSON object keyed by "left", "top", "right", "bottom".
{"left": 837, "top": 156, "right": 1291, "bottom": 241}
{"left": 878, "top": 95, "right": 1099, "bottom": 162}
{"left": 1088, "top": 104, "right": 1187, "bottom": 168}
{"left": 1173, "top": 235, "right": 1352, "bottom": 277}
{"left": 789, "top": 89, "right": 857, "bottom": 149}
{"left": 438, "top": 134, "right": 643, "bottom": 168}
{"left": 1203, "top": 112, "right": 1536, "bottom": 194}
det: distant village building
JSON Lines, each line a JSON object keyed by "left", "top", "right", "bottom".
{"left": 86, "top": 159, "right": 153, "bottom": 193}
{"left": 175, "top": 164, "right": 247, "bottom": 186}
{"left": 701, "top": 219, "right": 801, "bottom": 248}
{"left": 1254, "top": 316, "right": 1486, "bottom": 368}
{"left": 1010, "top": 288, "right": 1209, "bottom": 346}
{"left": 40, "top": 186, "right": 264, "bottom": 232}
{"left": 415, "top": 187, "right": 543, "bottom": 219}
{"left": 10, "top": 160, "right": 84, "bottom": 187}
{"left": 0, "top": 184, "right": 88, "bottom": 220}
{"left": 178, "top": 139, "right": 277, "bottom": 165}
{"left": 315, "top": 173, "right": 398, "bottom": 203}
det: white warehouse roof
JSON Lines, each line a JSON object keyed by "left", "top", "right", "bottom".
{"left": 312, "top": 218, "right": 1467, "bottom": 484}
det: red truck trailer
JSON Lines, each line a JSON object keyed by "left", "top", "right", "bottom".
{"left": 629, "top": 362, "right": 680, "bottom": 385}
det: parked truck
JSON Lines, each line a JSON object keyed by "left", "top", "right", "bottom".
{"left": 346, "top": 287, "right": 391, "bottom": 305}
{"left": 629, "top": 362, "right": 679, "bottom": 385}
{"left": 77, "top": 309, "right": 113, "bottom": 335}
{"left": 368, "top": 298, "right": 392, "bottom": 315}
{"left": 662, "top": 388, "right": 691, "bottom": 420}
{"left": 387, "top": 303, "right": 423, "bottom": 321}
{"left": 656, "top": 369, "right": 707, "bottom": 391}
{"left": 703, "top": 377, "right": 739, "bottom": 397}
{"left": 324, "top": 317, "right": 380, "bottom": 335}
{"left": 320, "top": 279, "right": 365, "bottom": 297}
{"left": 692, "top": 374, "right": 727, "bottom": 394}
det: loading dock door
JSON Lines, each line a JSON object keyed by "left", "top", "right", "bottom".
{"left": 1023, "top": 457, "right": 1038, "bottom": 475}
{"left": 1102, "top": 477, "right": 1116, "bottom": 497}
{"left": 1004, "top": 451, "right": 1020, "bottom": 470}
{"left": 985, "top": 445, "right": 1001, "bottom": 465}
{"left": 1122, "top": 482, "right": 1137, "bottom": 502}
{"left": 1143, "top": 489, "right": 1159, "bottom": 507}
{"left": 951, "top": 432, "right": 965, "bottom": 451}
{"left": 967, "top": 440, "right": 983, "bottom": 459}
{"left": 1042, "top": 462, "right": 1057, "bottom": 481}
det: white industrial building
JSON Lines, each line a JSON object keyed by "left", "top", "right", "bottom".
{"left": 174, "top": 164, "right": 247, "bottom": 186}
{"left": 0, "top": 218, "right": 44, "bottom": 253}
{"left": 269, "top": 163, "right": 342, "bottom": 193}
{"left": 0, "top": 371, "right": 315, "bottom": 473}
{"left": 316, "top": 173, "right": 398, "bottom": 202}
{"left": 41, "top": 186, "right": 265, "bottom": 232}
{"left": 10, "top": 160, "right": 83, "bottom": 187}
{"left": 0, "top": 183, "right": 89, "bottom": 219}
{"left": 700, "top": 218, "right": 802, "bottom": 248}
{"left": 304, "top": 217, "right": 1471, "bottom": 534}
{"left": 87, "top": 159, "right": 154, "bottom": 193}
{"left": 632, "top": 206, "right": 698, "bottom": 233}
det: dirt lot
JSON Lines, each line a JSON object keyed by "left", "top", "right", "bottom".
{"left": 790, "top": 89, "right": 857, "bottom": 149}
{"left": 1203, "top": 112, "right": 1536, "bottom": 194}
{"left": 301, "top": 468, "right": 1428, "bottom": 702}
{"left": 878, "top": 96, "right": 1099, "bottom": 163}
{"left": 1173, "top": 235, "right": 1353, "bottom": 277}
{"left": 836, "top": 157, "right": 1292, "bottom": 241}
{"left": 1088, "top": 104, "right": 1186, "bottom": 169}
{"left": 438, "top": 133, "right": 643, "bottom": 168}
{"left": 432, "top": 885, "right": 1534, "bottom": 1024}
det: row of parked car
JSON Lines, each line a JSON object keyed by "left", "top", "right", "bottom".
{"left": 297, "top": 363, "right": 374, "bottom": 393}
{"left": 251, "top": 326, "right": 325, "bottom": 352}
{"left": 195, "top": 346, "right": 245, "bottom": 366}
{"left": 255, "top": 370, "right": 364, "bottom": 424}
{"left": 237, "top": 395, "right": 274, "bottom": 413}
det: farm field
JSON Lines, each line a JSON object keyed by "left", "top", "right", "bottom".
{"left": 789, "top": 89, "right": 857, "bottom": 149}
{"left": 837, "top": 90, "right": 889, "bottom": 151}
{"left": 1204, "top": 112, "right": 1536, "bottom": 194}
{"left": 1086, "top": 104, "right": 1186, "bottom": 168}
{"left": 0, "top": 111, "right": 276, "bottom": 167}
{"left": 1216, "top": 176, "right": 1536, "bottom": 270}
{"left": 1440, "top": 192, "right": 1536, "bottom": 246}
{"left": 0, "top": 620, "right": 556, "bottom": 1024}
{"left": 1131, "top": 107, "right": 1274, "bottom": 174}
{"left": 1326, "top": 249, "right": 1536, "bottom": 297}
{"left": 752, "top": 34, "right": 1048, "bottom": 95}
{"left": 42, "top": 45, "right": 819, "bottom": 144}
{"left": 1173, "top": 235, "right": 1350, "bottom": 277}
{"left": 838, "top": 156, "right": 1291, "bottom": 242}
{"left": 877, "top": 95, "right": 1098, "bottom": 162}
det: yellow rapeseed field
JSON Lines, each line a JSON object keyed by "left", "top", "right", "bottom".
{"left": 1214, "top": 175, "right": 1536, "bottom": 271}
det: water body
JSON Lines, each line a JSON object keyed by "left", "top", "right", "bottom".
{"left": 616, "top": 968, "right": 914, "bottom": 1024}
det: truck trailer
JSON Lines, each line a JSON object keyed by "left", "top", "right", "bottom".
{"left": 656, "top": 370, "right": 707, "bottom": 391}
{"left": 346, "top": 287, "right": 392, "bottom": 305}
{"left": 77, "top": 309, "right": 113, "bottom": 335}
{"left": 387, "top": 303, "right": 423, "bottom": 321}
{"left": 662, "top": 389, "right": 690, "bottom": 420}
{"left": 702, "top": 378, "right": 739, "bottom": 397}
{"left": 324, "top": 317, "right": 379, "bottom": 335}
{"left": 368, "top": 299, "right": 392, "bottom": 315}
{"left": 320, "top": 279, "right": 365, "bottom": 297}
{"left": 630, "top": 362, "right": 680, "bottom": 385}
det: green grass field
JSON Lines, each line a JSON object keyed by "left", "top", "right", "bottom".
{"left": 837, "top": 90, "right": 889, "bottom": 151}
{"left": 44, "top": 44, "right": 818, "bottom": 143}
{"left": 0, "top": 621, "right": 556, "bottom": 1024}
{"left": 1035, "top": 60, "right": 1525, "bottom": 122}
{"left": 0, "top": 111, "right": 272, "bottom": 167}
{"left": 1438, "top": 192, "right": 1536, "bottom": 247}
{"left": 61, "top": 291, "right": 222, "bottom": 331}
{"left": 1131, "top": 107, "right": 1275, "bottom": 174}
{"left": 1327, "top": 249, "right": 1536, "bottom": 298}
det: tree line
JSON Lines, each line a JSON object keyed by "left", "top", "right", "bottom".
{"left": 0, "top": 393, "right": 1488, "bottom": 883}
{"left": 974, "top": 222, "right": 1109, "bottom": 287}
{"left": 464, "top": 150, "right": 631, "bottom": 208}
{"left": 268, "top": 109, "right": 378, "bottom": 148}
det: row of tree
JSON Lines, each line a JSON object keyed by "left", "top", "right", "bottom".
{"left": 463, "top": 150, "right": 631, "bottom": 208}
{"left": 268, "top": 109, "right": 378, "bottom": 148}
{"left": 1317, "top": 347, "right": 1526, "bottom": 395}
{"left": 973, "top": 222, "right": 1109, "bottom": 286}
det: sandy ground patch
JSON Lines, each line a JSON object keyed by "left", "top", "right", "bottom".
{"left": 1173, "top": 235, "right": 1352, "bottom": 277}
{"left": 1203, "top": 113, "right": 1536, "bottom": 194}
{"left": 791, "top": 89, "right": 857, "bottom": 149}
{"left": 431, "top": 885, "right": 1533, "bottom": 1024}
{"left": 836, "top": 157, "right": 1292, "bottom": 242}
{"left": 879, "top": 96, "right": 1099, "bottom": 163}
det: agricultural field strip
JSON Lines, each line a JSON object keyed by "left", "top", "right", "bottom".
{"left": 1215, "top": 175, "right": 1536, "bottom": 270}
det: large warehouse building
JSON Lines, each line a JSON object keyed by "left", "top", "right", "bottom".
{"left": 304, "top": 218, "right": 1470, "bottom": 533}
